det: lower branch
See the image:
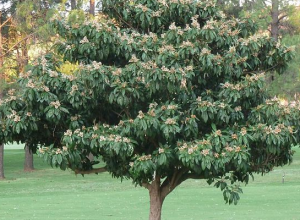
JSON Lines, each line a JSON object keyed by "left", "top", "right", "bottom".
{"left": 160, "top": 168, "right": 189, "bottom": 198}
{"left": 74, "top": 167, "right": 106, "bottom": 175}
{"left": 179, "top": 173, "right": 205, "bottom": 185}
{"left": 142, "top": 182, "right": 150, "bottom": 189}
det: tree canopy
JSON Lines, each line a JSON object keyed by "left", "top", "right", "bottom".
{"left": 0, "top": 0, "right": 298, "bottom": 219}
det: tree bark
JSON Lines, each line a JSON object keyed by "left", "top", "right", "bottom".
{"left": 0, "top": 14, "right": 4, "bottom": 180}
{"left": 0, "top": 11, "right": 3, "bottom": 69}
{"left": 19, "top": 39, "right": 28, "bottom": 73}
{"left": 71, "top": 0, "right": 76, "bottom": 10}
{"left": 147, "top": 169, "right": 190, "bottom": 220}
{"left": 271, "top": 0, "right": 279, "bottom": 41}
{"left": 0, "top": 143, "right": 4, "bottom": 179}
{"left": 148, "top": 177, "right": 164, "bottom": 220}
{"left": 24, "top": 144, "right": 34, "bottom": 172}
{"left": 89, "top": 0, "right": 95, "bottom": 16}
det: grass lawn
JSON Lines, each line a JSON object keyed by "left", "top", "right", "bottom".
{"left": 0, "top": 147, "right": 300, "bottom": 220}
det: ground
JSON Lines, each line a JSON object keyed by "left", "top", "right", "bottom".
{"left": 0, "top": 144, "right": 299, "bottom": 220}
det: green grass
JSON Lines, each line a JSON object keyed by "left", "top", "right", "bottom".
{"left": 0, "top": 149, "right": 300, "bottom": 220}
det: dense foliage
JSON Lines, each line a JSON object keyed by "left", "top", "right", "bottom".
{"left": 0, "top": 0, "right": 297, "bottom": 219}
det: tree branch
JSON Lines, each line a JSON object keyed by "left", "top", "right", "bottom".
{"left": 160, "top": 168, "right": 189, "bottom": 198}
{"left": 0, "top": 17, "right": 12, "bottom": 28}
{"left": 148, "top": 137, "right": 160, "bottom": 149}
{"left": 179, "top": 173, "right": 205, "bottom": 185}
{"left": 0, "top": 33, "right": 34, "bottom": 59}
{"left": 111, "top": 5, "right": 135, "bottom": 30}
{"left": 74, "top": 167, "right": 106, "bottom": 175}
{"left": 244, "top": 63, "right": 280, "bottom": 75}
{"left": 142, "top": 182, "right": 150, "bottom": 189}
{"left": 278, "top": 14, "right": 288, "bottom": 22}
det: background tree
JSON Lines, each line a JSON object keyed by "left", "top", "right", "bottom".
{"left": 89, "top": 0, "right": 95, "bottom": 15}
{"left": 0, "top": 0, "right": 65, "bottom": 171}
{"left": 0, "top": 9, "right": 10, "bottom": 179}
{"left": 0, "top": 0, "right": 297, "bottom": 220}
{"left": 70, "top": 0, "right": 77, "bottom": 10}
{"left": 219, "top": 0, "right": 296, "bottom": 40}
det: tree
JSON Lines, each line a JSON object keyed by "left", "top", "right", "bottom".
{"left": 0, "top": 10, "right": 7, "bottom": 180}
{"left": 89, "top": 0, "right": 95, "bottom": 15}
{"left": 0, "top": 89, "right": 4, "bottom": 180}
{"left": 287, "top": 6, "right": 300, "bottom": 35}
{"left": 1, "top": 0, "right": 63, "bottom": 172}
{"left": 71, "top": 0, "right": 77, "bottom": 10}
{"left": 0, "top": 1, "right": 298, "bottom": 219}
{"left": 220, "top": 0, "right": 295, "bottom": 40}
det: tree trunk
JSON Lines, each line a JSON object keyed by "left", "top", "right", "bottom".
{"left": 0, "top": 20, "right": 4, "bottom": 181}
{"left": 24, "top": 144, "right": 34, "bottom": 171}
{"left": 0, "top": 11, "right": 3, "bottom": 69}
{"left": 89, "top": 0, "right": 95, "bottom": 16}
{"left": 271, "top": 0, "right": 279, "bottom": 41}
{"left": 147, "top": 170, "right": 188, "bottom": 220}
{"left": 0, "top": 143, "right": 4, "bottom": 179}
{"left": 71, "top": 0, "right": 76, "bottom": 10}
{"left": 19, "top": 39, "right": 28, "bottom": 73}
{"left": 148, "top": 176, "right": 164, "bottom": 220}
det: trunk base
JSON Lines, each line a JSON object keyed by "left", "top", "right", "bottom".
{"left": 24, "top": 144, "right": 34, "bottom": 172}
{"left": 0, "top": 144, "right": 4, "bottom": 179}
{"left": 149, "top": 177, "right": 164, "bottom": 220}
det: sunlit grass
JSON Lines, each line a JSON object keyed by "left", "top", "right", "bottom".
{"left": 0, "top": 147, "right": 299, "bottom": 220}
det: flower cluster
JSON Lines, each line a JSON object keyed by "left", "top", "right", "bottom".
{"left": 138, "top": 154, "right": 152, "bottom": 161}
{"left": 234, "top": 106, "right": 242, "bottom": 112}
{"left": 158, "top": 148, "right": 164, "bottom": 154}
{"left": 180, "top": 41, "right": 194, "bottom": 48}
{"left": 165, "top": 118, "right": 176, "bottom": 125}
{"left": 136, "top": 4, "right": 149, "bottom": 12}
{"left": 64, "top": 129, "right": 72, "bottom": 136}
{"left": 231, "top": 134, "right": 238, "bottom": 140}
{"left": 201, "top": 48, "right": 211, "bottom": 56}
{"left": 158, "top": 45, "right": 176, "bottom": 54}
{"left": 7, "top": 110, "right": 21, "bottom": 122}
{"left": 43, "top": 86, "right": 50, "bottom": 92}
{"left": 129, "top": 55, "right": 139, "bottom": 63}
{"left": 26, "top": 80, "right": 36, "bottom": 88}
{"left": 91, "top": 61, "right": 102, "bottom": 69}
{"left": 49, "top": 70, "right": 59, "bottom": 77}
{"left": 240, "top": 127, "right": 247, "bottom": 136}
{"left": 198, "top": 100, "right": 215, "bottom": 107}
{"left": 178, "top": 142, "right": 188, "bottom": 151}
{"left": 201, "top": 149, "right": 210, "bottom": 156}
{"left": 264, "top": 125, "right": 283, "bottom": 135}
{"left": 70, "top": 85, "right": 79, "bottom": 95}
{"left": 214, "top": 130, "right": 222, "bottom": 137}
{"left": 50, "top": 101, "right": 61, "bottom": 109}
{"left": 71, "top": 115, "right": 79, "bottom": 121}
{"left": 147, "top": 109, "right": 156, "bottom": 117}
{"left": 188, "top": 145, "right": 198, "bottom": 154}
{"left": 169, "top": 22, "right": 177, "bottom": 30}
{"left": 99, "top": 134, "right": 131, "bottom": 143}
{"left": 80, "top": 36, "right": 89, "bottom": 44}
{"left": 137, "top": 111, "right": 145, "bottom": 119}
{"left": 74, "top": 129, "right": 84, "bottom": 137}
{"left": 112, "top": 68, "right": 122, "bottom": 77}
{"left": 191, "top": 15, "right": 200, "bottom": 29}
{"left": 222, "top": 82, "right": 243, "bottom": 91}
